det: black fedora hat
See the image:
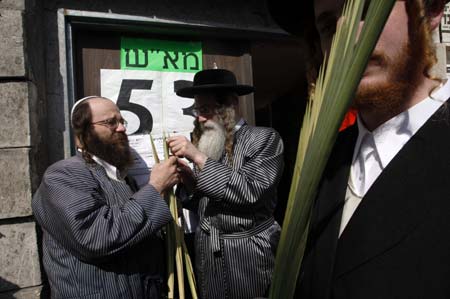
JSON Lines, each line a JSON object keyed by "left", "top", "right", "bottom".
{"left": 176, "top": 69, "right": 254, "bottom": 98}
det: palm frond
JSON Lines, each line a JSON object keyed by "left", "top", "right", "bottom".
{"left": 162, "top": 133, "right": 185, "bottom": 299}
{"left": 182, "top": 238, "right": 198, "bottom": 299}
{"left": 150, "top": 134, "right": 175, "bottom": 298}
{"left": 150, "top": 133, "right": 198, "bottom": 299}
{"left": 269, "top": 1, "right": 396, "bottom": 298}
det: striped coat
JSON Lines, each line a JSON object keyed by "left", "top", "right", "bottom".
{"left": 32, "top": 154, "right": 172, "bottom": 299}
{"left": 192, "top": 124, "right": 284, "bottom": 299}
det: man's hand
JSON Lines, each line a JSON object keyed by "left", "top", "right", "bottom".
{"left": 176, "top": 159, "right": 196, "bottom": 193}
{"left": 167, "top": 136, "right": 207, "bottom": 170}
{"left": 149, "top": 156, "right": 179, "bottom": 194}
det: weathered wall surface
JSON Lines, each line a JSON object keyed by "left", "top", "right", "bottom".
{"left": 0, "top": 0, "right": 47, "bottom": 297}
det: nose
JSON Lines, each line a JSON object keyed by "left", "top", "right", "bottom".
{"left": 197, "top": 115, "right": 208, "bottom": 123}
{"left": 116, "top": 122, "right": 126, "bottom": 132}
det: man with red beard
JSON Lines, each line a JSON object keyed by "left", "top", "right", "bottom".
{"left": 167, "top": 69, "right": 284, "bottom": 299}
{"left": 32, "top": 96, "right": 179, "bottom": 299}
{"left": 269, "top": 0, "right": 450, "bottom": 298}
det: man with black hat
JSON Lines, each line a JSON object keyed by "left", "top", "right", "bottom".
{"left": 167, "top": 69, "right": 284, "bottom": 299}
{"left": 269, "top": 0, "right": 450, "bottom": 298}
{"left": 32, "top": 96, "right": 179, "bottom": 299}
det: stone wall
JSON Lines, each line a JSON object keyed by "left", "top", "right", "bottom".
{"left": 0, "top": 0, "right": 46, "bottom": 297}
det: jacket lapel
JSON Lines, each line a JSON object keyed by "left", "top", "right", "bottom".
{"left": 334, "top": 104, "right": 450, "bottom": 278}
{"left": 88, "top": 163, "right": 120, "bottom": 205}
{"left": 302, "top": 125, "right": 357, "bottom": 297}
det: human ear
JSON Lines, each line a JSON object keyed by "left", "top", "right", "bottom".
{"left": 75, "top": 135, "right": 84, "bottom": 149}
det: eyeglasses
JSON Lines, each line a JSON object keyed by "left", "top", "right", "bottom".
{"left": 192, "top": 105, "right": 221, "bottom": 117}
{"left": 91, "top": 117, "right": 127, "bottom": 130}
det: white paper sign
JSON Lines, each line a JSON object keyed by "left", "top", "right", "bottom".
{"left": 100, "top": 69, "right": 195, "bottom": 185}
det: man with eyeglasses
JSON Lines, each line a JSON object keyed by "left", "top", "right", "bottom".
{"left": 167, "top": 69, "right": 284, "bottom": 299}
{"left": 32, "top": 96, "right": 178, "bottom": 299}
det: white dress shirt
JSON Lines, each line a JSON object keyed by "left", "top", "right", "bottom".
{"left": 77, "top": 148, "right": 125, "bottom": 181}
{"left": 339, "top": 80, "right": 450, "bottom": 236}
{"left": 92, "top": 155, "right": 125, "bottom": 181}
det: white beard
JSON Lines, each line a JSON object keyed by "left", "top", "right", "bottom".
{"left": 197, "top": 119, "right": 226, "bottom": 161}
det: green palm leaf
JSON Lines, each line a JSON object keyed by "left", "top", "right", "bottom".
{"left": 269, "top": 1, "right": 396, "bottom": 298}
{"left": 150, "top": 134, "right": 198, "bottom": 299}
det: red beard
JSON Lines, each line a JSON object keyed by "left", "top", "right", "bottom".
{"left": 354, "top": 18, "right": 428, "bottom": 122}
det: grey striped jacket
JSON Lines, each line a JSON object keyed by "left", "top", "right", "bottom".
{"left": 192, "top": 124, "right": 284, "bottom": 299}
{"left": 32, "top": 154, "right": 172, "bottom": 299}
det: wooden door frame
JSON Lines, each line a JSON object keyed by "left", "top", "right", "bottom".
{"left": 60, "top": 9, "right": 289, "bottom": 156}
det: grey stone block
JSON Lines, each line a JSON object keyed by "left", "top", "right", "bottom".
{"left": 0, "top": 82, "right": 31, "bottom": 148}
{"left": 0, "top": 148, "right": 32, "bottom": 219}
{"left": 0, "top": 222, "right": 41, "bottom": 292}
{"left": 0, "top": 0, "right": 25, "bottom": 11}
{"left": 0, "top": 286, "right": 42, "bottom": 299}
{"left": 0, "top": 9, "right": 25, "bottom": 77}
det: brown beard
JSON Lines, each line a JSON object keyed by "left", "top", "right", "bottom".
{"left": 354, "top": 10, "right": 429, "bottom": 121}
{"left": 85, "top": 130, "right": 134, "bottom": 173}
{"left": 354, "top": 41, "right": 421, "bottom": 118}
